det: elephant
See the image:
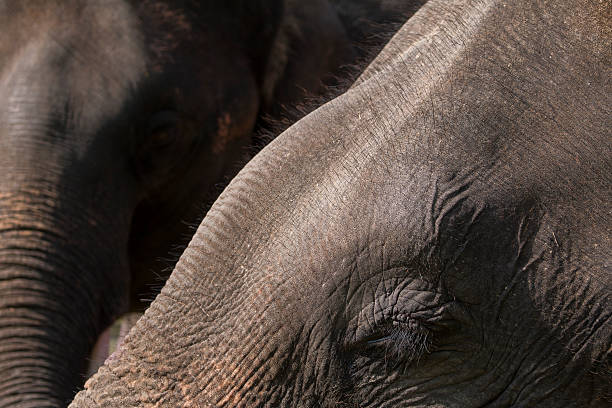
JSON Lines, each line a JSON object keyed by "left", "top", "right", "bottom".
{"left": 71, "top": 0, "right": 611, "bottom": 406}
{"left": 0, "top": 0, "right": 423, "bottom": 405}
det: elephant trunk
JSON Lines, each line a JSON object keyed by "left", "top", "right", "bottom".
{"left": 0, "top": 185, "right": 130, "bottom": 406}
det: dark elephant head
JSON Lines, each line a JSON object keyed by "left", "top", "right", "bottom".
{"left": 0, "top": 0, "right": 377, "bottom": 405}
{"left": 71, "top": 0, "right": 611, "bottom": 406}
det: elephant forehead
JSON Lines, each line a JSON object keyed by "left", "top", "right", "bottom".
{"left": 2, "top": 0, "right": 147, "bottom": 71}
{"left": 0, "top": 1, "right": 147, "bottom": 141}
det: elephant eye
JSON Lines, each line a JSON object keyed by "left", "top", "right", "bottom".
{"left": 133, "top": 109, "right": 192, "bottom": 183}
{"left": 147, "top": 110, "right": 180, "bottom": 149}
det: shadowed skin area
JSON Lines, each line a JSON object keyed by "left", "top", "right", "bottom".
{"left": 71, "top": 0, "right": 611, "bottom": 406}
{"left": 0, "top": 0, "right": 424, "bottom": 406}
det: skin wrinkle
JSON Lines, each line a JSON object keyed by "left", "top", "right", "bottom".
{"left": 160, "top": 278, "right": 272, "bottom": 402}
{"left": 0, "top": 189, "right": 129, "bottom": 297}
{"left": 490, "top": 209, "right": 544, "bottom": 321}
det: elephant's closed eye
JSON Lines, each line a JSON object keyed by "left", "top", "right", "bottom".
{"left": 353, "top": 320, "right": 433, "bottom": 366}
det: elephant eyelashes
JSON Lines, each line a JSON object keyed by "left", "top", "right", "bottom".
{"left": 358, "top": 321, "right": 432, "bottom": 366}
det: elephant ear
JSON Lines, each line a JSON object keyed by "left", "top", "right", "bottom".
{"left": 257, "top": 0, "right": 355, "bottom": 118}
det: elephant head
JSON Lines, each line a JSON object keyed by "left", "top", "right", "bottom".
{"left": 0, "top": 0, "right": 414, "bottom": 404}
{"left": 71, "top": 0, "right": 610, "bottom": 406}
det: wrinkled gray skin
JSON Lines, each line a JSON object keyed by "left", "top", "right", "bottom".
{"left": 73, "top": 0, "right": 610, "bottom": 406}
{"left": 0, "top": 0, "right": 422, "bottom": 406}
